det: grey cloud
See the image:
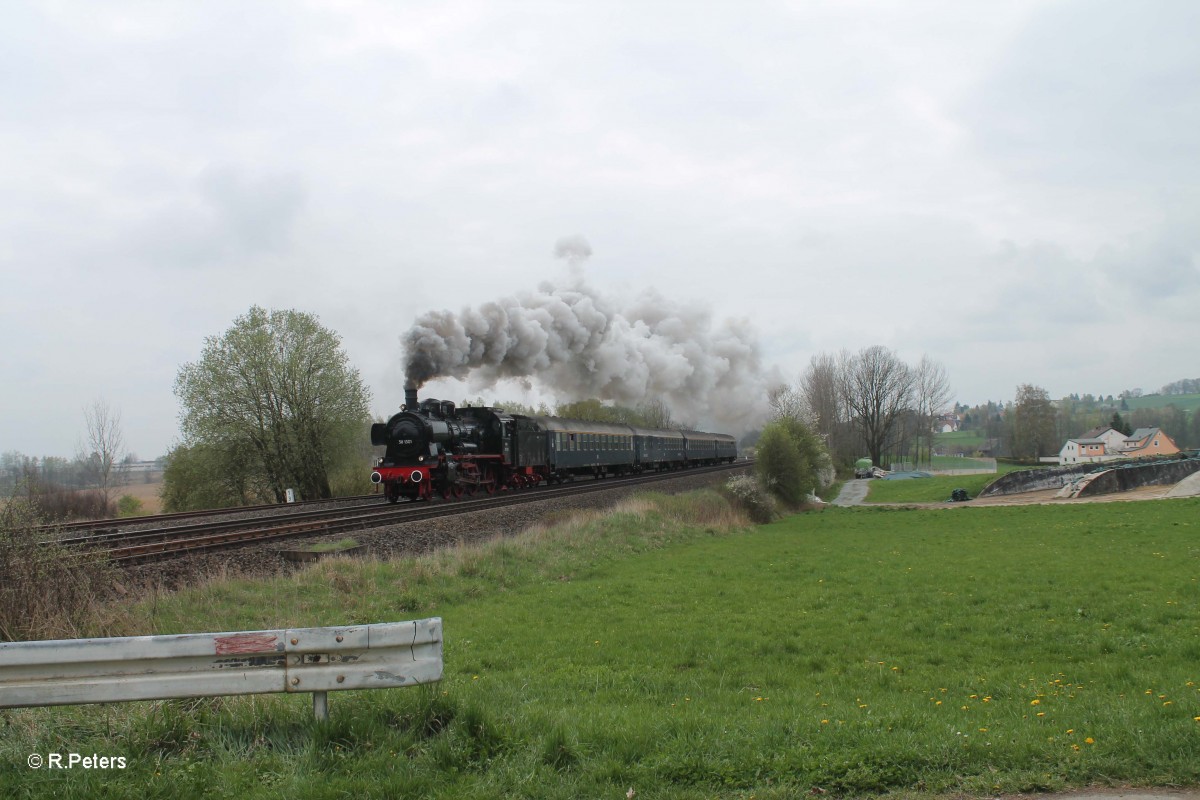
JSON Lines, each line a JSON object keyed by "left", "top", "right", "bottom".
{"left": 129, "top": 165, "right": 306, "bottom": 267}
{"left": 1094, "top": 225, "right": 1200, "bottom": 299}
{"left": 961, "top": 0, "right": 1200, "bottom": 186}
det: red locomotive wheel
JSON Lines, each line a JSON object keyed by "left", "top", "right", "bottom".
{"left": 452, "top": 485, "right": 464, "bottom": 498}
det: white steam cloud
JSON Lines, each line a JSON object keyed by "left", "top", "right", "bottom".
{"left": 402, "top": 242, "right": 776, "bottom": 431}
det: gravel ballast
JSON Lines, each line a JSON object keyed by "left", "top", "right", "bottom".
{"left": 126, "top": 466, "right": 751, "bottom": 589}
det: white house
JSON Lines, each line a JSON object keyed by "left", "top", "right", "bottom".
{"left": 1047, "top": 426, "right": 1181, "bottom": 465}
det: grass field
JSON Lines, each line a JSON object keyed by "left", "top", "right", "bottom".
{"left": 928, "top": 455, "right": 994, "bottom": 472}
{"left": 864, "top": 464, "right": 1027, "bottom": 503}
{"left": 4, "top": 492, "right": 1200, "bottom": 798}
{"left": 1122, "top": 393, "right": 1200, "bottom": 414}
{"left": 933, "top": 430, "right": 987, "bottom": 451}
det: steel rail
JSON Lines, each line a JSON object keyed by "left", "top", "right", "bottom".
{"left": 35, "top": 493, "right": 380, "bottom": 536}
{"left": 100, "top": 461, "right": 751, "bottom": 564}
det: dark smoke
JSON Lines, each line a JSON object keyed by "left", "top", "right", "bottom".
{"left": 401, "top": 245, "right": 775, "bottom": 430}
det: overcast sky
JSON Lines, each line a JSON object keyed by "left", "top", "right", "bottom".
{"left": 3, "top": 0, "right": 1198, "bottom": 459}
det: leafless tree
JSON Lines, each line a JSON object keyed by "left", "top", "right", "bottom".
{"left": 766, "top": 382, "right": 809, "bottom": 424}
{"left": 80, "top": 399, "right": 126, "bottom": 508}
{"left": 839, "top": 345, "right": 916, "bottom": 469}
{"left": 913, "top": 356, "right": 952, "bottom": 466}
{"left": 798, "top": 351, "right": 854, "bottom": 462}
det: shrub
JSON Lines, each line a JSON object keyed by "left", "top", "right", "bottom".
{"left": 724, "top": 474, "right": 778, "bottom": 523}
{"left": 0, "top": 494, "right": 117, "bottom": 640}
{"left": 10, "top": 472, "right": 114, "bottom": 521}
{"left": 117, "top": 494, "right": 145, "bottom": 517}
{"left": 755, "top": 418, "right": 835, "bottom": 507}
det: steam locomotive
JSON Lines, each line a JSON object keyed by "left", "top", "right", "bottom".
{"left": 370, "top": 387, "right": 738, "bottom": 502}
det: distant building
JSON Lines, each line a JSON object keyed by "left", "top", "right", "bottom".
{"left": 1123, "top": 428, "right": 1181, "bottom": 458}
{"left": 937, "top": 412, "right": 962, "bottom": 433}
{"left": 1045, "top": 427, "right": 1181, "bottom": 465}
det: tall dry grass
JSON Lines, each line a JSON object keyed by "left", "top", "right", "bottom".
{"left": 0, "top": 495, "right": 120, "bottom": 641}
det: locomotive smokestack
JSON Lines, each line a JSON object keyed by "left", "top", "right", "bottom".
{"left": 404, "top": 386, "right": 419, "bottom": 410}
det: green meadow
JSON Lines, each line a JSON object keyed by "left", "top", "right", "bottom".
{"left": 863, "top": 465, "right": 1029, "bottom": 504}
{"left": 3, "top": 492, "right": 1200, "bottom": 799}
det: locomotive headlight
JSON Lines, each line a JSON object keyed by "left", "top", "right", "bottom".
{"left": 418, "top": 456, "right": 424, "bottom": 462}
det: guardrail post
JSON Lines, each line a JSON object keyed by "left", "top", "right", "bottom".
{"left": 313, "top": 691, "right": 329, "bottom": 721}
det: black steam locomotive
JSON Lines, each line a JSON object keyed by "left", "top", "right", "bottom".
{"left": 370, "top": 387, "right": 738, "bottom": 502}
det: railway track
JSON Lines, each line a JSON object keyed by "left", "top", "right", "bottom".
{"left": 36, "top": 492, "right": 380, "bottom": 537}
{"left": 74, "top": 461, "right": 750, "bottom": 564}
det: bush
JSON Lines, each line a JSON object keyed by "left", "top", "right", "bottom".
{"left": 0, "top": 494, "right": 116, "bottom": 640}
{"left": 723, "top": 475, "right": 778, "bottom": 523}
{"left": 755, "top": 418, "right": 835, "bottom": 508}
{"left": 117, "top": 494, "right": 145, "bottom": 517}
{"left": 755, "top": 424, "right": 807, "bottom": 506}
{"left": 14, "top": 478, "right": 113, "bottom": 521}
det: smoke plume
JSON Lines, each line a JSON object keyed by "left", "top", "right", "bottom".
{"left": 402, "top": 246, "right": 776, "bottom": 431}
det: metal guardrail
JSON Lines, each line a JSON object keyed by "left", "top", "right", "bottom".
{"left": 0, "top": 618, "right": 442, "bottom": 720}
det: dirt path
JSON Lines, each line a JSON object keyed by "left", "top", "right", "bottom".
{"left": 832, "top": 479, "right": 871, "bottom": 506}
{"left": 1013, "top": 790, "right": 1200, "bottom": 800}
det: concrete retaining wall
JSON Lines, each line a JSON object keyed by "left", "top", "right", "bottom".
{"left": 979, "top": 463, "right": 1101, "bottom": 497}
{"left": 1075, "top": 458, "right": 1200, "bottom": 497}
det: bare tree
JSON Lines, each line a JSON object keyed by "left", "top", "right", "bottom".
{"left": 81, "top": 399, "right": 126, "bottom": 508}
{"left": 799, "top": 351, "right": 853, "bottom": 464}
{"left": 767, "top": 382, "right": 809, "bottom": 424}
{"left": 840, "top": 345, "right": 916, "bottom": 469}
{"left": 913, "top": 356, "right": 952, "bottom": 467}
